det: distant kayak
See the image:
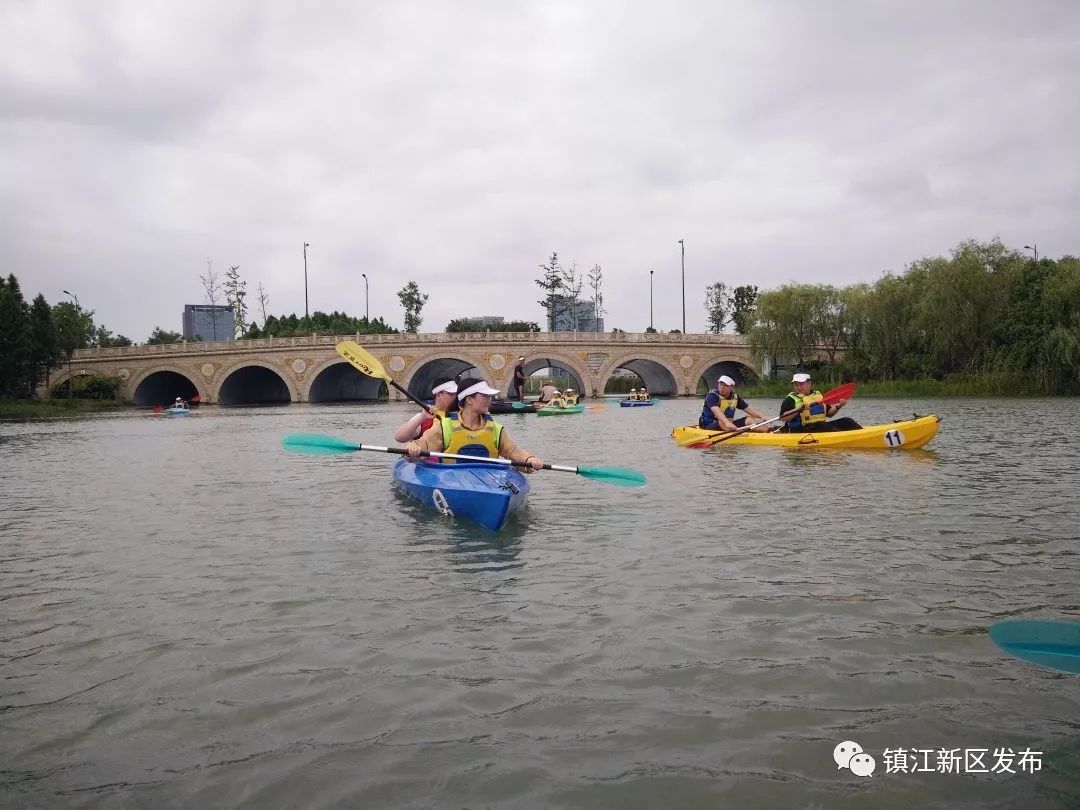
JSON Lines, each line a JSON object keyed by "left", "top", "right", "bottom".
{"left": 392, "top": 458, "right": 529, "bottom": 531}
{"left": 619, "top": 399, "right": 655, "bottom": 407}
{"left": 672, "top": 415, "right": 941, "bottom": 450}
{"left": 166, "top": 407, "right": 191, "bottom": 416}
{"left": 536, "top": 404, "right": 586, "bottom": 416}
{"left": 488, "top": 400, "right": 536, "bottom": 414}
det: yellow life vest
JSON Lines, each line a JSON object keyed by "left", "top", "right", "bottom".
{"left": 718, "top": 394, "right": 739, "bottom": 418}
{"left": 439, "top": 414, "right": 503, "bottom": 461}
{"left": 563, "top": 393, "right": 579, "bottom": 405}
{"left": 547, "top": 396, "right": 567, "bottom": 409}
{"left": 790, "top": 390, "right": 827, "bottom": 427}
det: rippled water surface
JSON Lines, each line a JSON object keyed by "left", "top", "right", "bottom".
{"left": 2, "top": 398, "right": 1079, "bottom": 808}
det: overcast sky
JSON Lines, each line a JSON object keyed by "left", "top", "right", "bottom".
{"left": 2, "top": 1, "right": 1077, "bottom": 341}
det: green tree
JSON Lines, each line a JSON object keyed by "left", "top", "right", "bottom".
{"left": 587, "top": 264, "right": 605, "bottom": 327}
{"left": 200, "top": 259, "right": 224, "bottom": 341}
{"left": 563, "top": 260, "right": 584, "bottom": 330}
{"left": 535, "top": 252, "right": 564, "bottom": 331}
{"left": 146, "top": 327, "right": 184, "bottom": 345}
{"left": 445, "top": 318, "right": 539, "bottom": 333}
{"left": 396, "top": 282, "right": 429, "bottom": 333}
{"left": 223, "top": 265, "right": 248, "bottom": 338}
{"left": 0, "top": 275, "right": 30, "bottom": 397}
{"left": 51, "top": 300, "right": 94, "bottom": 370}
{"left": 730, "top": 285, "right": 759, "bottom": 334}
{"left": 704, "top": 281, "right": 730, "bottom": 334}
{"left": 92, "top": 325, "right": 133, "bottom": 348}
{"left": 27, "top": 294, "right": 61, "bottom": 395}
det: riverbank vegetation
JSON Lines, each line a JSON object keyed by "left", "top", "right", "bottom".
{"left": 742, "top": 240, "right": 1080, "bottom": 395}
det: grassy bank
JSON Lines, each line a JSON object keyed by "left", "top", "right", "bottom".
{"left": 0, "top": 399, "right": 131, "bottom": 419}
{"left": 733, "top": 373, "right": 1054, "bottom": 398}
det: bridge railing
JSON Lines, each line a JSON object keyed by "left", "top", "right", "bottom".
{"left": 72, "top": 331, "right": 750, "bottom": 359}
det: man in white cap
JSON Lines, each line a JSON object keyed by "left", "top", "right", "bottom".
{"left": 394, "top": 378, "right": 459, "bottom": 442}
{"left": 778, "top": 372, "right": 859, "bottom": 432}
{"left": 405, "top": 377, "right": 544, "bottom": 471}
{"left": 698, "top": 374, "right": 769, "bottom": 431}
{"left": 511, "top": 356, "right": 527, "bottom": 401}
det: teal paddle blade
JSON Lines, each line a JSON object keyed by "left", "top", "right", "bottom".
{"left": 511, "top": 401, "right": 532, "bottom": 410}
{"left": 989, "top": 620, "right": 1080, "bottom": 675}
{"left": 282, "top": 433, "right": 360, "bottom": 455}
{"left": 576, "top": 466, "right": 647, "bottom": 487}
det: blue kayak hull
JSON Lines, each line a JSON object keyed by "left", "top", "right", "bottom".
{"left": 619, "top": 399, "right": 654, "bottom": 407}
{"left": 392, "top": 458, "right": 530, "bottom": 531}
{"left": 167, "top": 407, "right": 190, "bottom": 416}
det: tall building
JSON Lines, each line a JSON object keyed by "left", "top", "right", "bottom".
{"left": 551, "top": 296, "right": 604, "bottom": 332}
{"left": 183, "top": 304, "right": 235, "bottom": 342}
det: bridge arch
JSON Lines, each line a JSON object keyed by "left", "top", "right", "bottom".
{"left": 597, "top": 352, "right": 682, "bottom": 397}
{"left": 304, "top": 358, "right": 385, "bottom": 402}
{"left": 521, "top": 352, "right": 590, "bottom": 397}
{"left": 128, "top": 365, "right": 206, "bottom": 406}
{"left": 399, "top": 352, "right": 489, "bottom": 400}
{"left": 213, "top": 359, "right": 297, "bottom": 405}
{"left": 690, "top": 355, "right": 760, "bottom": 394}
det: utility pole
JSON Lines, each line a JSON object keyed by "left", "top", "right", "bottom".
{"left": 361, "top": 273, "right": 369, "bottom": 320}
{"left": 678, "top": 239, "right": 685, "bottom": 333}
{"left": 649, "top": 270, "right": 654, "bottom": 330}
{"left": 303, "top": 242, "right": 310, "bottom": 319}
{"left": 1024, "top": 243, "right": 1039, "bottom": 262}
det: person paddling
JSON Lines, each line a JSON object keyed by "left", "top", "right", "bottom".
{"left": 538, "top": 380, "right": 560, "bottom": 404}
{"left": 173, "top": 397, "right": 187, "bottom": 409}
{"left": 778, "top": 373, "right": 861, "bottom": 432}
{"left": 405, "top": 377, "right": 544, "bottom": 471}
{"left": 394, "top": 379, "right": 458, "bottom": 442}
{"left": 698, "top": 375, "right": 769, "bottom": 432}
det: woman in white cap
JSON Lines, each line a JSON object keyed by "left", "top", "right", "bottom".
{"left": 405, "top": 377, "right": 544, "bottom": 471}
{"left": 778, "top": 372, "right": 860, "bottom": 432}
{"left": 698, "top": 374, "right": 769, "bottom": 431}
{"left": 394, "top": 378, "right": 459, "bottom": 442}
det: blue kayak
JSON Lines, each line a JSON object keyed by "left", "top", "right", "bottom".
{"left": 619, "top": 399, "right": 655, "bottom": 407}
{"left": 392, "top": 458, "right": 530, "bottom": 531}
{"left": 166, "top": 407, "right": 191, "bottom": 416}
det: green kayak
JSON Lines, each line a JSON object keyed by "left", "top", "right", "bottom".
{"left": 536, "top": 404, "right": 586, "bottom": 416}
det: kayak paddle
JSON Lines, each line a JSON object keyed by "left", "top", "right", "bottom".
{"left": 682, "top": 382, "right": 857, "bottom": 448}
{"left": 336, "top": 340, "right": 433, "bottom": 413}
{"left": 989, "top": 619, "right": 1080, "bottom": 675}
{"left": 282, "top": 433, "right": 647, "bottom": 487}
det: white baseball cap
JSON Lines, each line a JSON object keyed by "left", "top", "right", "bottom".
{"left": 717, "top": 375, "right": 735, "bottom": 387}
{"left": 458, "top": 381, "right": 500, "bottom": 400}
{"left": 791, "top": 372, "right": 812, "bottom": 383}
{"left": 432, "top": 380, "right": 458, "bottom": 395}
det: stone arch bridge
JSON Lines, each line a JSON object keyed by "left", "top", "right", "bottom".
{"left": 55, "top": 332, "right": 771, "bottom": 405}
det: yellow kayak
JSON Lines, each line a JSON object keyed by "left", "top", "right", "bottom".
{"left": 672, "top": 415, "right": 941, "bottom": 450}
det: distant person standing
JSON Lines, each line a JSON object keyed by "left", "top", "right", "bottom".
{"left": 511, "top": 356, "right": 526, "bottom": 401}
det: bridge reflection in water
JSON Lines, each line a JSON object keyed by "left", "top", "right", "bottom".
{"left": 57, "top": 332, "right": 772, "bottom": 406}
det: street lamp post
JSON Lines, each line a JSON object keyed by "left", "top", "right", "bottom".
{"left": 361, "top": 273, "right": 369, "bottom": 320}
{"left": 61, "top": 290, "right": 80, "bottom": 389}
{"left": 1024, "top": 244, "right": 1038, "bottom": 262}
{"left": 677, "top": 239, "right": 685, "bottom": 334}
{"left": 649, "top": 270, "right": 654, "bottom": 330}
{"left": 303, "top": 242, "right": 310, "bottom": 319}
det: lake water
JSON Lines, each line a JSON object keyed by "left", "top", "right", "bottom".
{"left": 2, "top": 398, "right": 1078, "bottom": 808}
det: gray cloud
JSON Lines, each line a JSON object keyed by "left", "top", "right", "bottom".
{"left": 2, "top": 0, "right": 1077, "bottom": 340}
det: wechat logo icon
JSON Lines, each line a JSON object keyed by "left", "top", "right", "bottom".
{"left": 834, "top": 740, "right": 876, "bottom": 777}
